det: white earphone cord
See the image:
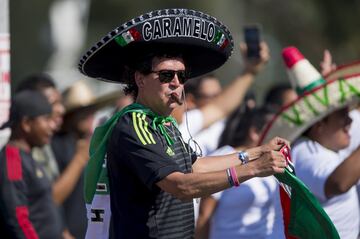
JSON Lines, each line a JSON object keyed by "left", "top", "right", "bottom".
{"left": 182, "top": 89, "right": 203, "bottom": 158}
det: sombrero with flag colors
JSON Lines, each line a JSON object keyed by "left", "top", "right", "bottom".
{"left": 78, "top": 8, "right": 233, "bottom": 83}
{"left": 260, "top": 46, "right": 360, "bottom": 144}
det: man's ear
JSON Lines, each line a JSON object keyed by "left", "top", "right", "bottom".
{"left": 135, "top": 71, "right": 145, "bottom": 89}
{"left": 312, "top": 121, "right": 324, "bottom": 134}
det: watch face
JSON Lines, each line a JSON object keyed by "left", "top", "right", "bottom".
{"left": 238, "top": 151, "right": 249, "bottom": 164}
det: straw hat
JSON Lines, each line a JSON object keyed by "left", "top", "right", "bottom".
{"left": 259, "top": 47, "right": 360, "bottom": 144}
{"left": 62, "top": 80, "right": 122, "bottom": 114}
{"left": 78, "top": 8, "right": 233, "bottom": 83}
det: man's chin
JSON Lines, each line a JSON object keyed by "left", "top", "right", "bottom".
{"left": 169, "top": 101, "right": 183, "bottom": 109}
{"left": 34, "top": 139, "right": 49, "bottom": 148}
{"left": 337, "top": 138, "right": 350, "bottom": 151}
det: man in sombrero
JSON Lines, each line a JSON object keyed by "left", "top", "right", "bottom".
{"left": 79, "top": 9, "right": 288, "bottom": 239}
{"left": 261, "top": 47, "right": 360, "bottom": 239}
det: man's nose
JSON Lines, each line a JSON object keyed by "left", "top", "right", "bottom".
{"left": 55, "top": 102, "right": 65, "bottom": 116}
{"left": 48, "top": 118, "right": 57, "bottom": 131}
{"left": 170, "top": 73, "right": 181, "bottom": 87}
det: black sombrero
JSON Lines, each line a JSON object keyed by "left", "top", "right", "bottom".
{"left": 79, "top": 8, "right": 234, "bottom": 83}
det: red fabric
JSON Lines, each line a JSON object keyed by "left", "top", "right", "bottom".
{"left": 280, "top": 187, "right": 297, "bottom": 239}
{"left": 282, "top": 46, "right": 304, "bottom": 68}
{"left": 229, "top": 167, "right": 240, "bottom": 186}
{"left": 220, "top": 39, "right": 229, "bottom": 50}
{"left": 15, "top": 206, "right": 39, "bottom": 239}
{"left": 279, "top": 144, "right": 297, "bottom": 239}
{"left": 5, "top": 145, "right": 23, "bottom": 181}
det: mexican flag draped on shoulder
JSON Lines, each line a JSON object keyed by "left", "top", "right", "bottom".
{"left": 84, "top": 103, "right": 176, "bottom": 239}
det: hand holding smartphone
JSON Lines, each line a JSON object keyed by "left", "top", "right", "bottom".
{"left": 243, "top": 24, "right": 261, "bottom": 59}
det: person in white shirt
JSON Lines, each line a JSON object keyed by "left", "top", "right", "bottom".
{"left": 195, "top": 106, "right": 285, "bottom": 239}
{"left": 292, "top": 107, "right": 360, "bottom": 239}
{"left": 175, "top": 42, "right": 269, "bottom": 223}
{"left": 260, "top": 46, "right": 360, "bottom": 239}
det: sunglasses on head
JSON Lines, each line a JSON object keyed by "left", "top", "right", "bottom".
{"left": 150, "top": 70, "right": 188, "bottom": 84}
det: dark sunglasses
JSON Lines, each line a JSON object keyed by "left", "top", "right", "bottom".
{"left": 150, "top": 70, "right": 188, "bottom": 84}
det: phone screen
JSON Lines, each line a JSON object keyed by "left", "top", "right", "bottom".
{"left": 244, "top": 26, "right": 260, "bottom": 59}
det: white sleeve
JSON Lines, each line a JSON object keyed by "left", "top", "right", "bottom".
{"left": 292, "top": 139, "right": 340, "bottom": 202}
{"left": 194, "top": 120, "right": 226, "bottom": 156}
{"left": 208, "top": 145, "right": 235, "bottom": 157}
{"left": 178, "top": 109, "right": 204, "bottom": 142}
{"left": 211, "top": 191, "right": 223, "bottom": 201}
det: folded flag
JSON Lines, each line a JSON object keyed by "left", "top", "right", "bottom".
{"left": 276, "top": 145, "right": 339, "bottom": 239}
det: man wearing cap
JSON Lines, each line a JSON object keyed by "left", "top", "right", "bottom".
{"left": 0, "top": 90, "right": 62, "bottom": 239}
{"left": 80, "top": 9, "right": 288, "bottom": 239}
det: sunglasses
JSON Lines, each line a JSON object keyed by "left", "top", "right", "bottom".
{"left": 150, "top": 70, "right": 188, "bottom": 84}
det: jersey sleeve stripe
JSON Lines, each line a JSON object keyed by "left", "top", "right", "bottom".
{"left": 140, "top": 113, "right": 156, "bottom": 144}
{"left": 137, "top": 113, "right": 152, "bottom": 144}
{"left": 132, "top": 112, "right": 147, "bottom": 145}
{"left": 5, "top": 145, "right": 23, "bottom": 181}
{"left": 15, "top": 206, "right": 39, "bottom": 239}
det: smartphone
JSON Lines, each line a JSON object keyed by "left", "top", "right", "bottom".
{"left": 244, "top": 25, "right": 261, "bottom": 59}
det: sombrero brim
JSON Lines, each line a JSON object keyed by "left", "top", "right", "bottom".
{"left": 259, "top": 61, "right": 360, "bottom": 144}
{"left": 78, "top": 8, "right": 233, "bottom": 83}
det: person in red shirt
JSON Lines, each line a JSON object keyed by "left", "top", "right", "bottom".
{"left": 0, "top": 90, "right": 62, "bottom": 239}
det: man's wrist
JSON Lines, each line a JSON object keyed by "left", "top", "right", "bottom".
{"left": 238, "top": 151, "right": 249, "bottom": 164}
{"left": 243, "top": 146, "right": 264, "bottom": 161}
{"left": 243, "top": 63, "right": 260, "bottom": 75}
{"left": 241, "top": 68, "right": 256, "bottom": 77}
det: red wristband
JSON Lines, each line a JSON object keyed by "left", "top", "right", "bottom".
{"left": 229, "top": 167, "right": 240, "bottom": 187}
